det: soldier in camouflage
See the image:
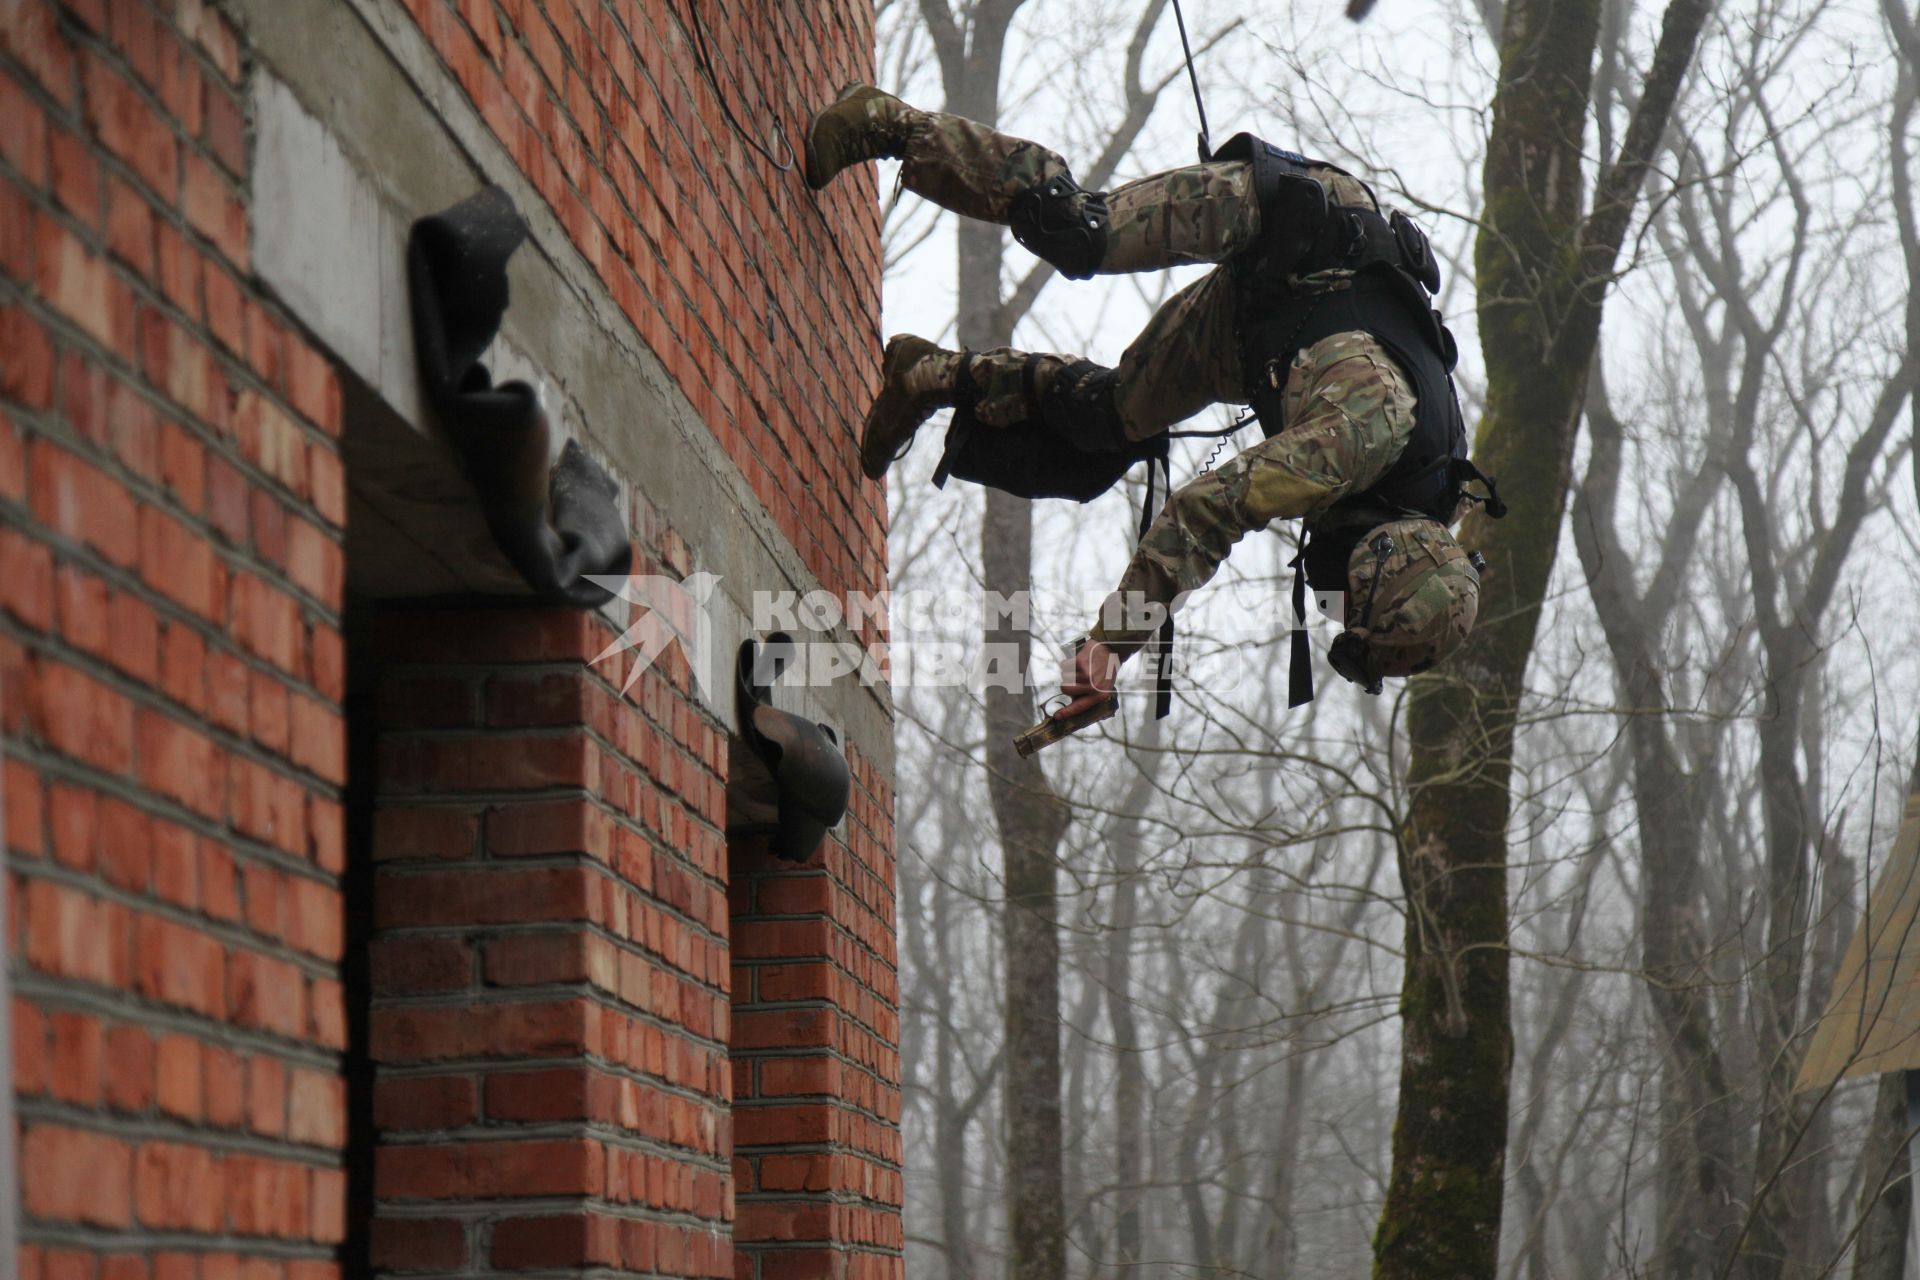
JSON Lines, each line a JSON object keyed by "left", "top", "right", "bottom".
{"left": 805, "top": 81, "right": 1483, "bottom": 707}
{"left": 1076, "top": 339, "right": 1481, "bottom": 688}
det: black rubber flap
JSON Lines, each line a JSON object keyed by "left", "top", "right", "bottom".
{"left": 408, "top": 185, "right": 632, "bottom": 606}
{"left": 735, "top": 637, "right": 850, "bottom": 863}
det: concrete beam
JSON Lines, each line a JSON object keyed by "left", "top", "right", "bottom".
{"left": 235, "top": 0, "right": 892, "bottom": 767}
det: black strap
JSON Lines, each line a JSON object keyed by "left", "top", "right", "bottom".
{"left": 1138, "top": 448, "right": 1175, "bottom": 720}
{"left": 930, "top": 352, "right": 978, "bottom": 490}
{"left": 931, "top": 436, "right": 957, "bottom": 489}
{"left": 1164, "top": 412, "right": 1255, "bottom": 441}
{"left": 1366, "top": 449, "right": 1452, "bottom": 514}
{"left": 1288, "top": 547, "right": 1314, "bottom": 708}
{"left": 1455, "top": 457, "right": 1508, "bottom": 518}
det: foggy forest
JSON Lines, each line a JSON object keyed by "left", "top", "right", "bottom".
{"left": 871, "top": 0, "right": 1920, "bottom": 1275}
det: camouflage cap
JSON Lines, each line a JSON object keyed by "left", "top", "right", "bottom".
{"left": 1342, "top": 518, "right": 1480, "bottom": 679}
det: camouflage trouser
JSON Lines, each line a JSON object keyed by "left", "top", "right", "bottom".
{"left": 1090, "top": 329, "right": 1421, "bottom": 656}
{"left": 897, "top": 108, "right": 1381, "bottom": 443}
{"left": 960, "top": 264, "right": 1246, "bottom": 441}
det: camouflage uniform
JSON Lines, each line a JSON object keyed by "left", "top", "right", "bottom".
{"left": 890, "top": 108, "right": 1478, "bottom": 675}
{"left": 1079, "top": 329, "right": 1469, "bottom": 660}
{"left": 894, "top": 109, "right": 1379, "bottom": 438}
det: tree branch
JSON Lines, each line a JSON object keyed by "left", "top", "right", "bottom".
{"left": 1571, "top": 0, "right": 1717, "bottom": 337}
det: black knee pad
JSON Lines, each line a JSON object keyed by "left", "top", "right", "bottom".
{"left": 1010, "top": 174, "right": 1110, "bottom": 280}
{"left": 1040, "top": 360, "right": 1128, "bottom": 453}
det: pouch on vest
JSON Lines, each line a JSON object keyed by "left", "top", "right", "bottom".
{"left": 931, "top": 407, "right": 1166, "bottom": 503}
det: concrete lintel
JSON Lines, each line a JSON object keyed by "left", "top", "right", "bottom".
{"left": 235, "top": 0, "right": 892, "bottom": 768}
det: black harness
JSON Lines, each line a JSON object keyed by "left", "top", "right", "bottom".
{"left": 1223, "top": 133, "right": 1502, "bottom": 540}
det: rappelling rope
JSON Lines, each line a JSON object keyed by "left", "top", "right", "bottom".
{"left": 1170, "top": 0, "right": 1213, "bottom": 162}
{"left": 1118, "top": 0, "right": 1238, "bottom": 718}
{"left": 680, "top": 0, "right": 794, "bottom": 171}
{"left": 678, "top": 0, "right": 882, "bottom": 342}
{"left": 1165, "top": 0, "right": 1244, "bottom": 476}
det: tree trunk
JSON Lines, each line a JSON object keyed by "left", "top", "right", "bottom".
{"left": 1177, "top": 1053, "right": 1219, "bottom": 1269}
{"left": 1106, "top": 908, "right": 1145, "bottom": 1275}
{"left": 1062, "top": 940, "right": 1101, "bottom": 1265}
{"left": 1374, "top": 0, "right": 1601, "bottom": 1259}
{"left": 1261, "top": 1043, "right": 1310, "bottom": 1279}
{"left": 1104, "top": 722, "right": 1160, "bottom": 1275}
{"left": 983, "top": 434, "right": 1071, "bottom": 1280}
{"left": 965, "top": 138, "right": 1070, "bottom": 1280}
{"left": 916, "top": 17, "right": 1074, "bottom": 1279}
{"left": 1738, "top": 664, "right": 1817, "bottom": 1280}
{"left": 1851, "top": 1072, "right": 1912, "bottom": 1280}
{"left": 1375, "top": 0, "right": 1712, "bottom": 1269}
{"left": 933, "top": 873, "right": 980, "bottom": 1280}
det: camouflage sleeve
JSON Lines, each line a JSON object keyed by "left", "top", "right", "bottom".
{"left": 1087, "top": 440, "right": 1336, "bottom": 657}
{"left": 1087, "top": 331, "right": 1415, "bottom": 659}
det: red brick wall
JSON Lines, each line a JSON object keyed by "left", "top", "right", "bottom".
{"left": 2, "top": 2, "right": 352, "bottom": 1278}
{"left": 362, "top": 554, "right": 902, "bottom": 1280}
{"left": 5, "top": 1, "right": 897, "bottom": 1276}
{"left": 729, "top": 756, "right": 902, "bottom": 1280}
{"left": 366, "top": 604, "right": 735, "bottom": 1277}
{"left": 390, "top": 0, "right": 889, "bottom": 635}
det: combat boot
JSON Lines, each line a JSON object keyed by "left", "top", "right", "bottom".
{"left": 806, "top": 82, "right": 916, "bottom": 191}
{"left": 860, "top": 335, "right": 960, "bottom": 480}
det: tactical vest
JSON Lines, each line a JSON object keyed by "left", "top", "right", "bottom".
{"left": 1218, "top": 132, "right": 1504, "bottom": 597}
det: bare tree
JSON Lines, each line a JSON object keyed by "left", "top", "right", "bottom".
{"left": 1575, "top": 352, "right": 1741, "bottom": 1278}
{"left": 1379, "top": 0, "right": 1714, "bottom": 1267}
{"left": 882, "top": 1, "right": 1920, "bottom": 1277}
{"left": 907, "top": 2, "right": 1234, "bottom": 1274}
{"left": 1671, "top": 65, "right": 1915, "bottom": 1280}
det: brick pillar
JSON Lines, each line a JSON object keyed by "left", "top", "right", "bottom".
{"left": 366, "top": 606, "right": 733, "bottom": 1278}
{"left": 729, "top": 749, "right": 903, "bottom": 1280}
{"left": 4, "top": 4, "right": 353, "bottom": 1274}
